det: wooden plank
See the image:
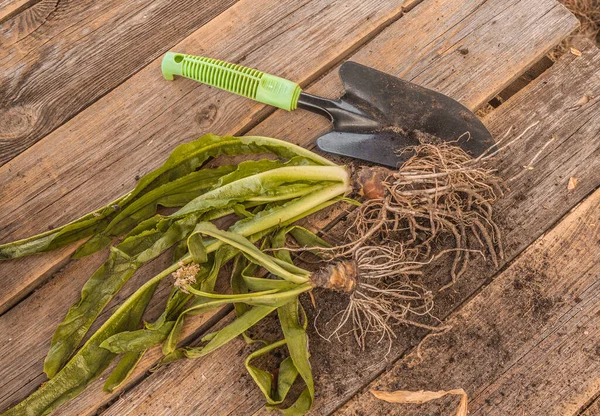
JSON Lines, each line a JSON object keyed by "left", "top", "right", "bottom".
{"left": 338, "top": 189, "right": 600, "bottom": 416}
{"left": 97, "top": 2, "right": 589, "bottom": 416}
{"left": 0, "top": 0, "right": 580, "bottom": 412}
{"left": 0, "top": 0, "right": 413, "bottom": 412}
{"left": 0, "top": 0, "right": 239, "bottom": 165}
{"left": 0, "top": 0, "right": 33, "bottom": 23}
{"left": 0, "top": 0, "right": 412, "bottom": 314}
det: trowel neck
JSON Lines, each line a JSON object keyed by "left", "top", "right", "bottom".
{"left": 297, "top": 92, "right": 339, "bottom": 122}
{"left": 297, "top": 92, "right": 379, "bottom": 131}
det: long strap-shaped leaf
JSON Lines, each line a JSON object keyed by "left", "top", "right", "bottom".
{"left": 75, "top": 164, "right": 236, "bottom": 257}
{"left": 1, "top": 269, "right": 160, "bottom": 416}
{"left": 78, "top": 156, "right": 316, "bottom": 257}
{"left": 190, "top": 222, "right": 311, "bottom": 283}
{"left": 103, "top": 350, "right": 146, "bottom": 392}
{"left": 0, "top": 134, "right": 334, "bottom": 260}
{"left": 245, "top": 339, "right": 300, "bottom": 404}
{"left": 173, "top": 165, "right": 346, "bottom": 218}
{"left": 0, "top": 194, "right": 127, "bottom": 260}
{"left": 43, "top": 214, "right": 200, "bottom": 378}
{"left": 275, "top": 300, "right": 314, "bottom": 415}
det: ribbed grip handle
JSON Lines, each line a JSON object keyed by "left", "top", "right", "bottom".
{"left": 161, "top": 52, "right": 301, "bottom": 111}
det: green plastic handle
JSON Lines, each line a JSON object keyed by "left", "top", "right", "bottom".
{"left": 161, "top": 52, "right": 302, "bottom": 111}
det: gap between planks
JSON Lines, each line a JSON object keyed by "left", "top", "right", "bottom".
{"left": 580, "top": 394, "right": 600, "bottom": 416}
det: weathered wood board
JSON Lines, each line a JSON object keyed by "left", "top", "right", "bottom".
{"left": 0, "top": 0, "right": 238, "bottom": 165}
{"left": 0, "top": 0, "right": 591, "bottom": 415}
{"left": 0, "top": 0, "right": 31, "bottom": 22}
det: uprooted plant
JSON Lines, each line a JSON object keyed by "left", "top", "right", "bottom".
{"left": 0, "top": 134, "right": 503, "bottom": 415}
{"left": 308, "top": 143, "right": 504, "bottom": 347}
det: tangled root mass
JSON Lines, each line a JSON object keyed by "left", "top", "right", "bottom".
{"left": 316, "top": 143, "right": 504, "bottom": 348}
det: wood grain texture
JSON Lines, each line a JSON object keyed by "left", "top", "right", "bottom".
{"left": 0, "top": 0, "right": 411, "bottom": 314}
{"left": 0, "top": 0, "right": 239, "bottom": 165}
{"left": 0, "top": 0, "right": 35, "bottom": 22}
{"left": 338, "top": 188, "right": 600, "bottom": 416}
{"left": 99, "top": 3, "right": 590, "bottom": 416}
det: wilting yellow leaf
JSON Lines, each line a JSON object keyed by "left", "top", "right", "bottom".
{"left": 371, "top": 388, "right": 468, "bottom": 416}
{"left": 570, "top": 47, "right": 582, "bottom": 56}
{"left": 568, "top": 176, "right": 578, "bottom": 191}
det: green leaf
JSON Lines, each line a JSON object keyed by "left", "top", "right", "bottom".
{"left": 245, "top": 339, "right": 303, "bottom": 406}
{"left": 0, "top": 195, "right": 126, "bottom": 260}
{"left": 75, "top": 165, "right": 236, "bottom": 257}
{"left": 187, "top": 232, "right": 208, "bottom": 263}
{"left": 80, "top": 156, "right": 311, "bottom": 257}
{"left": 103, "top": 350, "right": 145, "bottom": 392}
{"left": 231, "top": 255, "right": 251, "bottom": 317}
{"left": 44, "top": 214, "right": 199, "bottom": 378}
{"left": 105, "top": 165, "right": 236, "bottom": 237}
{"left": 232, "top": 256, "right": 271, "bottom": 345}
{"left": 229, "top": 183, "right": 349, "bottom": 237}
{"left": 162, "top": 297, "right": 217, "bottom": 356}
{"left": 275, "top": 299, "right": 314, "bottom": 415}
{"left": 100, "top": 321, "right": 176, "bottom": 354}
{"left": 184, "top": 305, "right": 277, "bottom": 359}
{"left": 242, "top": 276, "right": 300, "bottom": 292}
{"left": 190, "top": 222, "right": 311, "bottom": 284}
{"left": 289, "top": 226, "right": 331, "bottom": 250}
{"left": 173, "top": 165, "right": 347, "bottom": 218}
{"left": 173, "top": 239, "right": 189, "bottom": 263}
{"left": 3, "top": 274, "right": 159, "bottom": 416}
{"left": 232, "top": 204, "right": 255, "bottom": 218}
{"left": 147, "top": 243, "right": 247, "bottom": 334}
{"left": 43, "top": 246, "right": 138, "bottom": 378}
{"left": 154, "top": 195, "right": 343, "bottom": 357}
{"left": 184, "top": 287, "right": 280, "bottom": 299}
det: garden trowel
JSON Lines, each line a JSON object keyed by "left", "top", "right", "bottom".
{"left": 161, "top": 52, "right": 494, "bottom": 167}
